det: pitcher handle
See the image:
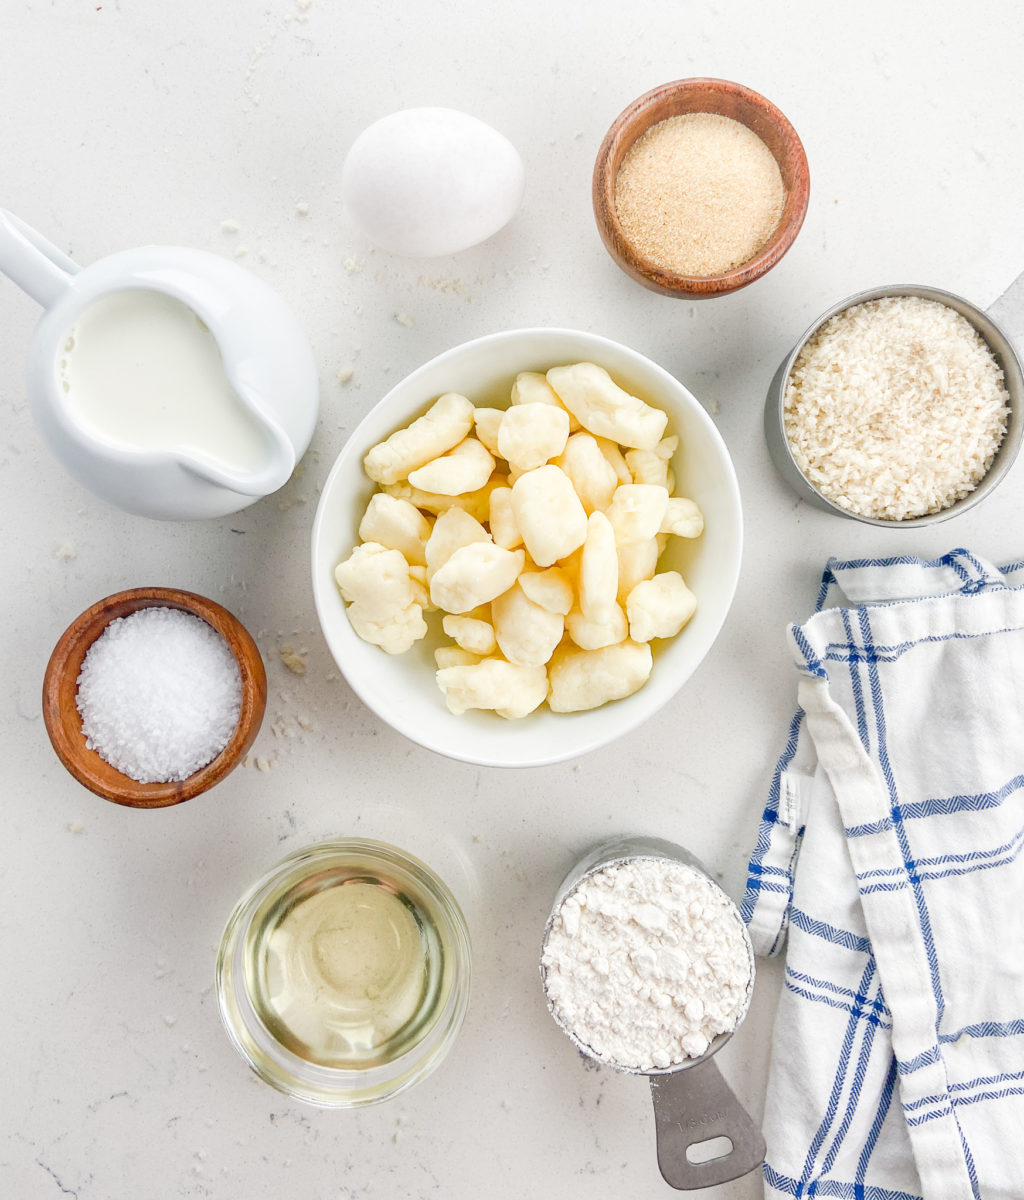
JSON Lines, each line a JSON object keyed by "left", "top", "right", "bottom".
{"left": 0, "top": 210, "right": 79, "bottom": 308}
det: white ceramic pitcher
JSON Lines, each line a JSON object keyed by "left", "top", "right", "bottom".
{"left": 0, "top": 209, "right": 319, "bottom": 519}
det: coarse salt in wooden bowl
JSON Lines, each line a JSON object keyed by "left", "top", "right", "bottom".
{"left": 593, "top": 78, "right": 810, "bottom": 298}
{"left": 42, "top": 587, "right": 267, "bottom": 809}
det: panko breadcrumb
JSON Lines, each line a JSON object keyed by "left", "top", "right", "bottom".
{"left": 783, "top": 296, "right": 1009, "bottom": 521}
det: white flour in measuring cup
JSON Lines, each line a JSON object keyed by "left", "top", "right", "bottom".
{"left": 541, "top": 856, "right": 752, "bottom": 1071}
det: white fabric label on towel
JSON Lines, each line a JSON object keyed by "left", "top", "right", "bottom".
{"left": 777, "top": 770, "right": 807, "bottom": 830}
{"left": 743, "top": 549, "right": 1024, "bottom": 1200}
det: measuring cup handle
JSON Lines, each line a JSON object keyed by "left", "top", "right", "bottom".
{"left": 0, "top": 209, "right": 78, "bottom": 308}
{"left": 649, "top": 1057, "right": 765, "bottom": 1190}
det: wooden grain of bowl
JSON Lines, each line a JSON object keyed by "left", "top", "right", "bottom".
{"left": 593, "top": 78, "right": 810, "bottom": 298}
{"left": 42, "top": 587, "right": 267, "bottom": 809}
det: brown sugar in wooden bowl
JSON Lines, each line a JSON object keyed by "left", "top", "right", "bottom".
{"left": 593, "top": 78, "right": 810, "bottom": 298}
{"left": 42, "top": 587, "right": 267, "bottom": 809}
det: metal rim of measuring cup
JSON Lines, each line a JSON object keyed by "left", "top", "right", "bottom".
{"left": 540, "top": 836, "right": 755, "bottom": 1075}
{"left": 540, "top": 836, "right": 765, "bottom": 1190}
{"left": 764, "top": 283, "right": 1024, "bottom": 527}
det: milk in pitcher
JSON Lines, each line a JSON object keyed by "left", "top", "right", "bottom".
{"left": 59, "top": 289, "right": 272, "bottom": 473}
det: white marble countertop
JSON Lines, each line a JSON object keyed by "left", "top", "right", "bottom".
{"left": 3, "top": 2, "right": 1024, "bottom": 1196}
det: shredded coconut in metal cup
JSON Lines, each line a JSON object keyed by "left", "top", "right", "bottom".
{"left": 764, "top": 284, "right": 1024, "bottom": 526}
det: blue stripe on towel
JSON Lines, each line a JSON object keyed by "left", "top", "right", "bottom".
{"left": 784, "top": 979, "right": 890, "bottom": 1030}
{"left": 946, "top": 549, "right": 978, "bottom": 588}
{"left": 904, "top": 1068, "right": 1024, "bottom": 1124}
{"left": 785, "top": 968, "right": 891, "bottom": 1018}
{"left": 823, "top": 626, "right": 1023, "bottom": 667}
{"left": 794, "top": 624, "right": 829, "bottom": 678}
{"left": 859, "top": 840, "right": 1024, "bottom": 893}
{"left": 952, "top": 549, "right": 994, "bottom": 589}
{"left": 814, "top": 562, "right": 838, "bottom": 612}
{"left": 798, "top": 960, "right": 880, "bottom": 1192}
{"left": 751, "top": 879, "right": 793, "bottom": 896}
{"left": 893, "top": 1027, "right": 1022, "bottom": 1084}
{"left": 814, "top": 980, "right": 885, "bottom": 1186}
{"left": 857, "top": 1057, "right": 899, "bottom": 1191}
{"left": 896, "top": 1046, "right": 943, "bottom": 1076}
{"left": 789, "top": 907, "right": 872, "bottom": 954}
{"left": 842, "top": 606, "right": 871, "bottom": 754}
{"left": 847, "top": 776, "right": 1024, "bottom": 835}
{"left": 939, "top": 1019, "right": 1024, "bottom": 1043}
{"left": 844, "top": 817, "right": 896, "bottom": 837}
{"left": 824, "top": 552, "right": 936, "bottom": 575}
{"left": 741, "top": 708, "right": 805, "bottom": 925}
{"left": 852, "top": 792, "right": 1024, "bottom": 891}
{"left": 763, "top": 1164, "right": 922, "bottom": 1199}
{"left": 857, "top": 604, "right": 982, "bottom": 1200}
{"left": 784, "top": 970, "right": 892, "bottom": 1031}
{"left": 755, "top": 863, "right": 796, "bottom": 879}
{"left": 857, "top": 605, "right": 945, "bottom": 1014}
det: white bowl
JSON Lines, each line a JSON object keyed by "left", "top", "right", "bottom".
{"left": 311, "top": 328, "right": 742, "bottom": 768}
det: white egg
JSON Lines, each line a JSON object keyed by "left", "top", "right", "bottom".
{"left": 341, "top": 107, "right": 525, "bottom": 257}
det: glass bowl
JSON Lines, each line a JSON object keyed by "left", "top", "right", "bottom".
{"left": 216, "top": 838, "right": 471, "bottom": 1107}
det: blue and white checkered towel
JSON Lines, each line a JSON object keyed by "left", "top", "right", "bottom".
{"left": 743, "top": 549, "right": 1024, "bottom": 1200}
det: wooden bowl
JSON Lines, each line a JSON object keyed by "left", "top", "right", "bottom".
{"left": 593, "top": 78, "right": 810, "bottom": 298}
{"left": 43, "top": 587, "right": 267, "bottom": 808}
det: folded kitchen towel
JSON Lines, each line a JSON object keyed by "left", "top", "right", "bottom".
{"left": 743, "top": 549, "right": 1024, "bottom": 1200}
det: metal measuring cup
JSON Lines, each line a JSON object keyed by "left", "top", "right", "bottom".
{"left": 540, "top": 836, "right": 764, "bottom": 1191}
{"left": 763, "top": 282, "right": 1024, "bottom": 526}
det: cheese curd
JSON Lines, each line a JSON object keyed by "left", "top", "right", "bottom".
{"left": 492, "top": 583, "right": 565, "bottom": 667}
{"left": 510, "top": 465, "right": 588, "bottom": 567}
{"left": 546, "top": 363, "right": 668, "bottom": 451}
{"left": 358, "top": 493, "right": 433, "bottom": 566}
{"left": 497, "top": 402, "right": 570, "bottom": 472}
{"left": 424, "top": 507, "right": 490, "bottom": 581}
{"left": 556, "top": 433, "right": 618, "bottom": 515}
{"left": 626, "top": 572, "right": 697, "bottom": 642}
{"left": 334, "top": 361, "right": 704, "bottom": 717}
{"left": 363, "top": 392, "right": 474, "bottom": 485}
{"left": 334, "top": 542, "right": 427, "bottom": 654}
{"left": 548, "top": 639, "right": 654, "bottom": 713}
{"left": 435, "top": 658, "right": 549, "bottom": 720}
{"left": 429, "top": 543, "right": 525, "bottom": 613}
{"left": 407, "top": 435, "right": 495, "bottom": 495}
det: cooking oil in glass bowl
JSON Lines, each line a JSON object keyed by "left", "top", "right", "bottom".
{"left": 217, "top": 839, "right": 470, "bottom": 1106}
